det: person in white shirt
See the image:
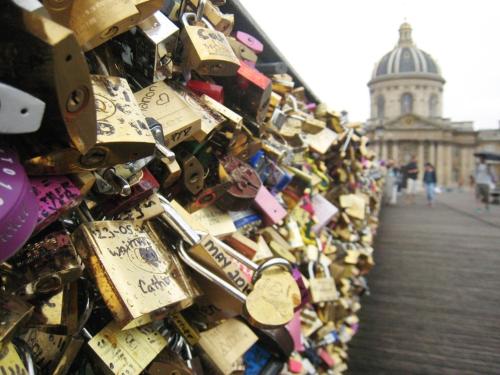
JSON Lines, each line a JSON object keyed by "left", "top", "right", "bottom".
{"left": 475, "top": 156, "right": 495, "bottom": 212}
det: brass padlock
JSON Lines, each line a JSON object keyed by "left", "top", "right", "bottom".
{"left": 0, "top": 341, "right": 31, "bottom": 375}
{"left": 7, "top": 230, "right": 83, "bottom": 299}
{"left": 72, "top": 216, "right": 200, "bottom": 329}
{"left": 308, "top": 261, "right": 339, "bottom": 304}
{"left": 197, "top": 318, "right": 257, "bottom": 375}
{"left": 0, "top": 295, "right": 34, "bottom": 349}
{"left": 135, "top": 81, "right": 202, "bottom": 148}
{"left": 43, "top": 0, "right": 142, "bottom": 51}
{"left": 169, "top": 83, "right": 225, "bottom": 142}
{"left": 0, "top": 5, "right": 97, "bottom": 154}
{"left": 188, "top": 0, "right": 235, "bottom": 35}
{"left": 180, "top": 11, "right": 240, "bottom": 76}
{"left": 88, "top": 320, "right": 168, "bottom": 375}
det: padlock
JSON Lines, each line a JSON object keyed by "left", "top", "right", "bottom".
{"left": 0, "top": 5, "right": 97, "bottom": 154}
{"left": 6, "top": 230, "right": 83, "bottom": 299}
{"left": 135, "top": 81, "right": 202, "bottom": 148}
{"left": 218, "top": 62, "right": 272, "bottom": 124}
{"left": 30, "top": 282, "right": 78, "bottom": 334}
{"left": 235, "top": 31, "right": 264, "bottom": 54}
{"left": 117, "top": 10, "right": 179, "bottom": 83}
{"left": 201, "top": 94, "right": 242, "bottom": 126}
{"left": 158, "top": 195, "right": 299, "bottom": 328}
{"left": 228, "top": 37, "right": 258, "bottom": 63}
{"left": 215, "top": 155, "right": 262, "bottom": 211}
{"left": 0, "top": 147, "right": 38, "bottom": 262}
{"left": 23, "top": 278, "right": 92, "bottom": 375}
{"left": 0, "top": 341, "right": 31, "bottom": 375}
{"left": 180, "top": 11, "right": 240, "bottom": 76}
{"left": 30, "top": 176, "right": 82, "bottom": 234}
{"left": 0, "top": 82, "right": 44, "bottom": 134}
{"left": 188, "top": 0, "right": 234, "bottom": 35}
{"left": 72, "top": 212, "right": 200, "bottom": 329}
{"left": 168, "top": 82, "right": 226, "bottom": 142}
{"left": 308, "top": 262, "right": 339, "bottom": 304}
{"left": 187, "top": 80, "right": 224, "bottom": 103}
{"left": 87, "top": 320, "right": 168, "bottom": 375}
{"left": 0, "top": 295, "right": 34, "bottom": 348}
{"left": 197, "top": 319, "right": 257, "bottom": 375}
{"left": 43, "top": 0, "right": 142, "bottom": 51}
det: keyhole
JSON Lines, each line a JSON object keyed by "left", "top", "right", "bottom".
{"left": 66, "top": 87, "right": 88, "bottom": 113}
{"left": 80, "top": 147, "right": 108, "bottom": 167}
{"left": 101, "top": 26, "right": 118, "bottom": 39}
{"left": 189, "top": 172, "right": 199, "bottom": 184}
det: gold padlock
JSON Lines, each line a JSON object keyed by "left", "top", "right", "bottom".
{"left": 135, "top": 81, "right": 202, "bottom": 148}
{"left": 88, "top": 320, "right": 168, "bottom": 375}
{"left": 188, "top": 0, "right": 235, "bottom": 35}
{"left": 43, "top": 0, "right": 142, "bottom": 51}
{"left": 180, "top": 11, "right": 240, "bottom": 76}
{"left": 308, "top": 261, "right": 339, "bottom": 304}
{"left": 0, "top": 5, "right": 97, "bottom": 154}
{"left": 197, "top": 319, "right": 257, "bottom": 375}
{"left": 72, "top": 218, "right": 200, "bottom": 329}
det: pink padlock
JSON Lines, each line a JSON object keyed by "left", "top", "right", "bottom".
{"left": 236, "top": 31, "right": 264, "bottom": 54}
{"left": 288, "top": 357, "right": 303, "bottom": 373}
{"left": 0, "top": 146, "right": 38, "bottom": 261}
{"left": 286, "top": 310, "right": 304, "bottom": 352}
{"left": 318, "top": 347, "right": 336, "bottom": 368}
{"left": 30, "top": 176, "right": 82, "bottom": 233}
{"left": 253, "top": 185, "right": 287, "bottom": 225}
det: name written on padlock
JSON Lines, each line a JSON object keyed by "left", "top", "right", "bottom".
{"left": 192, "top": 234, "right": 252, "bottom": 294}
{"left": 135, "top": 81, "right": 201, "bottom": 147}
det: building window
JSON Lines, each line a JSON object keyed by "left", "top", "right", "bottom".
{"left": 429, "top": 94, "right": 438, "bottom": 117}
{"left": 377, "top": 95, "right": 385, "bottom": 120}
{"left": 401, "top": 93, "right": 413, "bottom": 114}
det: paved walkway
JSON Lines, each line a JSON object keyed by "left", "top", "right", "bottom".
{"left": 348, "top": 192, "right": 500, "bottom": 375}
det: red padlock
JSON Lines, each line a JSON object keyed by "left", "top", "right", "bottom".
{"left": 187, "top": 80, "right": 224, "bottom": 103}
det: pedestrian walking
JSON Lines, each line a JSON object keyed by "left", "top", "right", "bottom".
{"left": 405, "top": 155, "right": 419, "bottom": 204}
{"left": 474, "top": 156, "right": 495, "bottom": 212}
{"left": 385, "top": 160, "right": 399, "bottom": 205}
{"left": 423, "top": 163, "right": 437, "bottom": 207}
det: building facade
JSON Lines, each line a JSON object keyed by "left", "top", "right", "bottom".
{"left": 365, "top": 22, "right": 500, "bottom": 187}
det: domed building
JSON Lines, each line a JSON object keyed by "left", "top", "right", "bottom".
{"left": 365, "top": 22, "right": 478, "bottom": 187}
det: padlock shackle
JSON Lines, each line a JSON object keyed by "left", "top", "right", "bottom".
{"left": 252, "top": 257, "right": 293, "bottom": 284}
{"left": 158, "top": 194, "right": 201, "bottom": 245}
{"left": 181, "top": 12, "right": 213, "bottom": 30}
{"left": 196, "top": 0, "right": 206, "bottom": 22}
{"left": 177, "top": 240, "right": 246, "bottom": 303}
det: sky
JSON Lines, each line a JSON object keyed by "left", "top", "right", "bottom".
{"left": 238, "top": 0, "right": 500, "bottom": 130}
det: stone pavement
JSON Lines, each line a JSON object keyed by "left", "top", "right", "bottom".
{"left": 347, "top": 193, "right": 500, "bottom": 375}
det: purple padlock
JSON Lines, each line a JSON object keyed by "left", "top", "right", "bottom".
{"left": 235, "top": 31, "right": 264, "bottom": 54}
{"left": 30, "top": 175, "right": 81, "bottom": 234}
{"left": 0, "top": 146, "right": 38, "bottom": 261}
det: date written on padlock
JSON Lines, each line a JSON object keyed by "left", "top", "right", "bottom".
{"left": 72, "top": 220, "right": 199, "bottom": 329}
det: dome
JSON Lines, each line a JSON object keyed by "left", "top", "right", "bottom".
{"left": 371, "top": 23, "right": 442, "bottom": 81}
